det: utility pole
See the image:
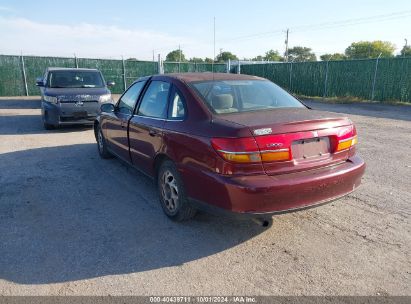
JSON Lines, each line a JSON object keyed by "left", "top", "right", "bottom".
{"left": 284, "top": 28, "right": 289, "bottom": 62}
{"left": 152, "top": 50, "right": 155, "bottom": 62}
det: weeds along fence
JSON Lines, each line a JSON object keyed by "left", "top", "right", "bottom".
{"left": 233, "top": 57, "right": 411, "bottom": 103}
{"left": 0, "top": 55, "right": 227, "bottom": 96}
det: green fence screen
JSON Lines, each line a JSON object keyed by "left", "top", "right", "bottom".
{"left": 3, "top": 54, "right": 410, "bottom": 102}
{"left": 235, "top": 57, "right": 411, "bottom": 103}
{"left": 0, "top": 55, "right": 227, "bottom": 96}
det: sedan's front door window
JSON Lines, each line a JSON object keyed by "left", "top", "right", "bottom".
{"left": 137, "top": 81, "right": 170, "bottom": 119}
{"left": 117, "top": 81, "right": 146, "bottom": 115}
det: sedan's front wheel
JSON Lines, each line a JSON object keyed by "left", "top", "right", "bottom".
{"left": 158, "top": 160, "right": 196, "bottom": 221}
{"left": 97, "top": 126, "right": 113, "bottom": 159}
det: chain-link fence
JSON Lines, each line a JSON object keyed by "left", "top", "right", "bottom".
{"left": 3, "top": 54, "right": 410, "bottom": 102}
{"left": 0, "top": 55, "right": 228, "bottom": 96}
{"left": 232, "top": 57, "right": 411, "bottom": 103}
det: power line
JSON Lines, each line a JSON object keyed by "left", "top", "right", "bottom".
{"left": 219, "top": 9, "right": 411, "bottom": 44}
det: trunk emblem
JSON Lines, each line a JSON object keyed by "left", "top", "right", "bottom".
{"left": 254, "top": 128, "right": 272, "bottom": 136}
{"left": 75, "top": 101, "right": 84, "bottom": 107}
{"left": 266, "top": 143, "right": 283, "bottom": 148}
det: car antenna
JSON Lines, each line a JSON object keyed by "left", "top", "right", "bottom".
{"left": 212, "top": 16, "right": 215, "bottom": 81}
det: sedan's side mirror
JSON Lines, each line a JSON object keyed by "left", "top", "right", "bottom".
{"left": 36, "top": 77, "right": 44, "bottom": 87}
{"left": 100, "top": 103, "right": 115, "bottom": 113}
{"left": 106, "top": 81, "right": 115, "bottom": 87}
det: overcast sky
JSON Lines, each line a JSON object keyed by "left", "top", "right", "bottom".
{"left": 1, "top": 0, "right": 410, "bottom": 60}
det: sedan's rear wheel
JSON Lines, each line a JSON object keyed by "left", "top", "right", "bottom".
{"left": 158, "top": 160, "right": 196, "bottom": 221}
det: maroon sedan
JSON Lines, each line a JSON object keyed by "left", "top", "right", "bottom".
{"left": 94, "top": 73, "right": 365, "bottom": 223}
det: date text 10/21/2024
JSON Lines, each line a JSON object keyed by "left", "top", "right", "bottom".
{"left": 149, "top": 297, "right": 257, "bottom": 303}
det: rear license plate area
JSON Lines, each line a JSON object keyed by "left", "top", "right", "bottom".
{"left": 291, "top": 137, "right": 330, "bottom": 161}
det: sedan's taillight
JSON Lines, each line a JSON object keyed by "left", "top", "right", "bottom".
{"left": 212, "top": 124, "right": 358, "bottom": 164}
{"left": 211, "top": 137, "right": 291, "bottom": 164}
{"left": 211, "top": 137, "right": 262, "bottom": 163}
{"left": 336, "top": 125, "right": 358, "bottom": 152}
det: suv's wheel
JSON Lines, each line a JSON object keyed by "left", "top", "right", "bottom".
{"left": 43, "top": 122, "right": 55, "bottom": 130}
{"left": 97, "top": 126, "right": 113, "bottom": 159}
{"left": 157, "top": 160, "right": 196, "bottom": 221}
{"left": 42, "top": 111, "right": 56, "bottom": 130}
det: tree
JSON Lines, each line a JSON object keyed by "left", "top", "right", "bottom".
{"left": 252, "top": 55, "right": 264, "bottom": 61}
{"left": 345, "top": 41, "right": 395, "bottom": 59}
{"left": 189, "top": 57, "right": 204, "bottom": 63}
{"left": 216, "top": 51, "right": 238, "bottom": 62}
{"left": 166, "top": 49, "right": 186, "bottom": 62}
{"left": 204, "top": 57, "right": 214, "bottom": 63}
{"left": 287, "top": 46, "right": 316, "bottom": 62}
{"left": 264, "top": 49, "right": 283, "bottom": 61}
{"left": 320, "top": 53, "right": 347, "bottom": 61}
{"left": 399, "top": 45, "right": 411, "bottom": 57}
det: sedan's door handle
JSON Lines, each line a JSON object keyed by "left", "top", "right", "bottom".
{"left": 149, "top": 129, "right": 158, "bottom": 137}
{"left": 121, "top": 121, "right": 126, "bottom": 128}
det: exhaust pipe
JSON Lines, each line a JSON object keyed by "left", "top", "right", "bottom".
{"left": 252, "top": 218, "right": 271, "bottom": 227}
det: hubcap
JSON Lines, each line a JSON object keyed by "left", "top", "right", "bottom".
{"left": 160, "top": 170, "right": 179, "bottom": 213}
{"left": 98, "top": 130, "right": 104, "bottom": 152}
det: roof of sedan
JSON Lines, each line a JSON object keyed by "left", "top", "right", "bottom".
{"left": 164, "top": 72, "right": 266, "bottom": 82}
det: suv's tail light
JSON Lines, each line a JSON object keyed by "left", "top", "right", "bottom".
{"left": 211, "top": 137, "right": 290, "bottom": 164}
{"left": 336, "top": 125, "right": 358, "bottom": 152}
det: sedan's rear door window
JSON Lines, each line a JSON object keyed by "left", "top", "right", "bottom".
{"left": 168, "top": 90, "right": 186, "bottom": 119}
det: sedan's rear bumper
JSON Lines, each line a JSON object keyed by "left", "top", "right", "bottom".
{"left": 186, "top": 155, "right": 365, "bottom": 218}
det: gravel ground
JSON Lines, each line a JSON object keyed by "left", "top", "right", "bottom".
{"left": 0, "top": 97, "right": 410, "bottom": 296}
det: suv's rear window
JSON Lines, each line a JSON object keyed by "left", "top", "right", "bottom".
{"left": 191, "top": 80, "right": 304, "bottom": 114}
{"left": 47, "top": 71, "right": 104, "bottom": 88}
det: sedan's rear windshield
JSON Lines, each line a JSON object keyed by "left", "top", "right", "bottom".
{"left": 191, "top": 80, "right": 304, "bottom": 114}
{"left": 47, "top": 71, "right": 104, "bottom": 88}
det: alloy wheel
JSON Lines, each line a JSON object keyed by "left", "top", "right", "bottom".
{"left": 160, "top": 170, "right": 179, "bottom": 214}
{"left": 98, "top": 129, "right": 104, "bottom": 152}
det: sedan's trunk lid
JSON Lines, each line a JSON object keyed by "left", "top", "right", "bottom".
{"left": 217, "top": 108, "right": 354, "bottom": 175}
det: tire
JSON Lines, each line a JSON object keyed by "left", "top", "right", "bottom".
{"left": 96, "top": 126, "right": 113, "bottom": 159}
{"left": 157, "top": 160, "right": 197, "bottom": 221}
{"left": 43, "top": 122, "right": 55, "bottom": 130}
{"left": 42, "top": 111, "right": 56, "bottom": 130}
